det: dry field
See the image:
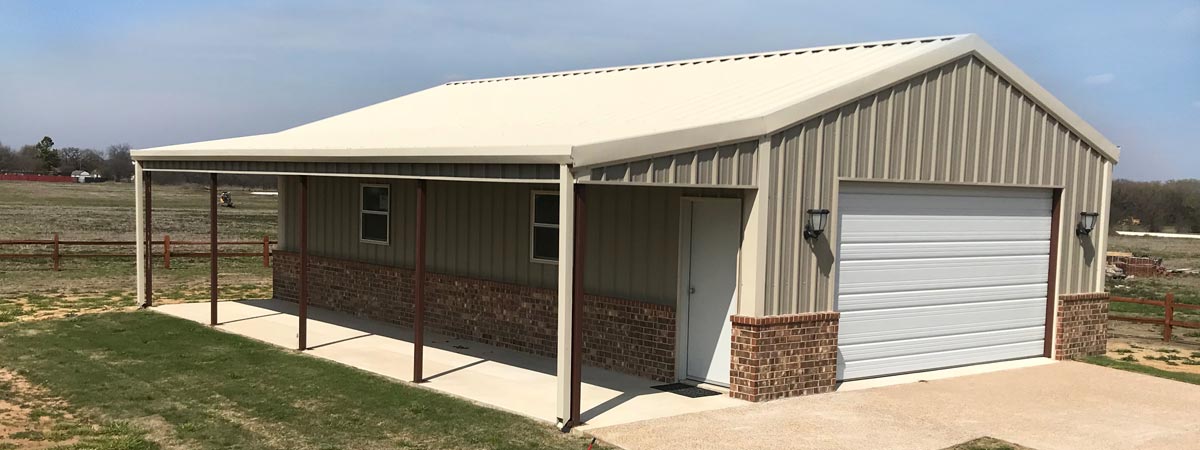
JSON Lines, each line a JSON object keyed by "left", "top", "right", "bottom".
{"left": 0, "top": 180, "right": 276, "bottom": 304}
{"left": 1104, "top": 234, "right": 1200, "bottom": 376}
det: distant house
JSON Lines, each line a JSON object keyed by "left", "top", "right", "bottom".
{"left": 130, "top": 34, "right": 1118, "bottom": 429}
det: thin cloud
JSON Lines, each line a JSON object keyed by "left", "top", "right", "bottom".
{"left": 1084, "top": 73, "right": 1115, "bottom": 85}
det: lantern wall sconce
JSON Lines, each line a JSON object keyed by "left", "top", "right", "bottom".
{"left": 804, "top": 209, "right": 831, "bottom": 240}
{"left": 1076, "top": 212, "right": 1099, "bottom": 236}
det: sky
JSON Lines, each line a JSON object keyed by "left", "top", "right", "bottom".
{"left": 0, "top": 0, "right": 1196, "bottom": 181}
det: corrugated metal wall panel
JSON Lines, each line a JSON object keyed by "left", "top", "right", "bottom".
{"left": 277, "top": 178, "right": 739, "bottom": 305}
{"left": 580, "top": 140, "right": 758, "bottom": 186}
{"left": 763, "top": 55, "right": 1110, "bottom": 314}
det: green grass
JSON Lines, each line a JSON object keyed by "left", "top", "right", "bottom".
{"left": 0, "top": 311, "right": 607, "bottom": 450}
{"left": 1085, "top": 355, "right": 1200, "bottom": 386}
{"left": 944, "top": 436, "right": 1031, "bottom": 450}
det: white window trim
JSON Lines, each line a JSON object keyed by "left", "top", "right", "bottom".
{"left": 360, "top": 183, "right": 390, "bottom": 245}
{"left": 530, "top": 190, "right": 559, "bottom": 264}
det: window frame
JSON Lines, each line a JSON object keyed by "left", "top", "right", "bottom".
{"left": 530, "top": 190, "right": 559, "bottom": 264}
{"left": 359, "top": 183, "right": 391, "bottom": 245}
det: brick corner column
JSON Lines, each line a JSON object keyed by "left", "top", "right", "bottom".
{"left": 1054, "top": 292, "right": 1109, "bottom": 360}
{"left": 729, "top": 311, "right": 840, "bottom": 402}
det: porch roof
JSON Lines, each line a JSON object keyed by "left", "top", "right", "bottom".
{"left": 131, "top": 34, "right": 1118, "bottom": 168}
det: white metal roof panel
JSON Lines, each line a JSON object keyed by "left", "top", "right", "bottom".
{"left": 133, "top": 34, "right": 1118, "bottom": 166}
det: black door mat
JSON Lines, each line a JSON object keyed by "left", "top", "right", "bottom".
{"left": 650, "top": 383, "right": 723, "bottom": 398}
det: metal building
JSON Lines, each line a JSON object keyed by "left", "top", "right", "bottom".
{"left": 132, "top": 34, "right": 1117, "bottom": 428}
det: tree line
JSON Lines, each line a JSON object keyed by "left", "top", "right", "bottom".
{"left": 0, "top": 136, "right": 135, "bottom": 181}
{"left": 0, "top": 136, "right": 274, "bottom": 188}
{"left": 1110, "top": 179, "right": 1200, "bottom": 233}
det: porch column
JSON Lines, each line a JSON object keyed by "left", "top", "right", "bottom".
{"left": 413, "top": 179, "right": 427, "bottom": 383}
{"left": 134, "top": 162, "right": 146, "bottom": 306}
{"left": 555, "top": 164, "right": 578, "bottom": 431}
{"left": 298, "top": 175, "right": 309, "bottom": 350}
{"left": 570, "top": 184, "right": 586, "bottom": 426}
{"left": 143, "top": 170, "right": 153, "bottom": 308}
{"left": 210, "top": 173, "right": 218, "bottom": 326}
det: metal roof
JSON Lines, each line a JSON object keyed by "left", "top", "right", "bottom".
{"left": 133, "top": 34, "right": 1118, "bottom": 167}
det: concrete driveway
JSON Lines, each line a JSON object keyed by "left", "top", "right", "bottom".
{"left": 589, "top": 361, "right": 1200, "bottom": 450}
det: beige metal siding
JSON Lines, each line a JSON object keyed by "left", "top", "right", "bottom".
{"left": 579, "top": 140, "right": 758, "bottom": 187}
{"left": 277, "top": 178, "right": 738, "bottom": 305}
{"left": 762, "top": 55, "right": 1110, "bottom": 315}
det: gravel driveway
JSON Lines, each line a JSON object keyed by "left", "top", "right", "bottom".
{"left": 589, "top": 361, "right": 1200, "bottom": 450}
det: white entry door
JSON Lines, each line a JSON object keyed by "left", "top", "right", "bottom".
{"left": 836, "top": 183, "right": 1052, "bottom": 380}
{"left": 683, "top": 199, "right": 740, "bottom": 386}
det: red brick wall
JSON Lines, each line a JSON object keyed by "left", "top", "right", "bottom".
{"left": 1054, "top": 293, "right": 1109, "bottom": 360}
{"left": 729, "top": 312, "right": 839, "bottom": 402}
{"left": 272, "top": 251, "right": 676, "bottom": 381}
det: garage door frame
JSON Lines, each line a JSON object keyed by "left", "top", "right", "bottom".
{"left": 832, "top": 180, "right": 1064, "bottom": 379}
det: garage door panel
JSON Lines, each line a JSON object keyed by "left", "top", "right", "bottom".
{"left": 838, "top": 340, "right": 1046, "bottom": 380}
{"left": 839, "top": 327, "right": 1045, "bottom": 362}
{"left": 838, "top": 298, "right": 1047, "bottom": 345}
{"left": 839, "top": 255, "right": 1048, "bottom": 295}
{"left": 836, "top": 184, "right": 1051, "bottom": 380}
{"left": 837, "top": 284, "right": 1047, "bottom": 312}
{"left": 840, "top": 194, "right": 1050, "bottom": 216}
{"left": 840, "top": 216, "right": 1052, "bottom": 243}
{"left": 839, "top": 241, "right": 1050, "bottom": 260}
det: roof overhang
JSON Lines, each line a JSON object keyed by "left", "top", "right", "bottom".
{"left": 572, "top": 34, "right": 1118, "bottom": 168}
{"left": 132, "top": 34, "right": 1118, "bottom": 168}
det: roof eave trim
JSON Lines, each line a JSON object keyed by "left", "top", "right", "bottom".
{"left": 130, "top": 145, "right": 575, "bottom": 165}
{"left": 574, "top": 34, "right": 1118, "bottom": 167}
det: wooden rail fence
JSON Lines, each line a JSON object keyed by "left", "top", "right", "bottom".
{"left": 1110, "top": 294, "right": 1200, "bottom": 342}
{"left": 0, "top": 234, "right": 276, "bottom": 270}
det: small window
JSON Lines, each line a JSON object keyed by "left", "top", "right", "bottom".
{"left": 531, "top": 191, "right": 559, "bottom": 263}
{"left": 361, "top": 184, "right": 389, "bottom": 244}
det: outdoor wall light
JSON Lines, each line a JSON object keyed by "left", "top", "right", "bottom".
{"left": 804, "top": 209, "right": 831, "bottom": 240}
{"left": 1076, "top": 212, "right": 1100, "bottom": 236}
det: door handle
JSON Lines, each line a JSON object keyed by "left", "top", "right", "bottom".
{"left": 688, "top": 287, "right": 696, "bottom": 294}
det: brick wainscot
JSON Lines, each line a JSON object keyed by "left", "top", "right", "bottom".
{"left": 729, "top": 312, "right": 840, "bottom": 402}
{"left": 272, "top": 251, "right": 676, "bottom": 381}
{"left": 1054, "top": 292, "right": 1109, "bottom": 360}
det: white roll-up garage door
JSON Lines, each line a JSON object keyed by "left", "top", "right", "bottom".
{"left": 836, "top": 183, "right": 1051, "bottom": 380}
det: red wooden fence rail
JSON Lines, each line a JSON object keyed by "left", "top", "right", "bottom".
{"left": 1110, "top": 293, "right": 1200, "bottom": 342}
{"left": 0, "top": 234, "right": 277, "bottom": 270}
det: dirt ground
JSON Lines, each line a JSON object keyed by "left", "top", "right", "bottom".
{"left": 1106, "top": 321, "right": 1200, "bottom": 375}
{"left": 0, "top": 369, "right": 81, "bottom": 449}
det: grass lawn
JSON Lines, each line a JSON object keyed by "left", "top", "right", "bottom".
{"left": 943, "top": 437, "right": 1032, "bottom": 450}
{"left": 1084, "top": 355, "right": 1200, "bottom": 386}
{"left": 0, "top": 311, "right": 608, "bottom": 450}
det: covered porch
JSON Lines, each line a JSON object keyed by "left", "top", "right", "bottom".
{"left": 154, "top": 298, "right": 743, "bottom": 428}
{"left": 131, "top": 154, "right": 759, "bottom": 431}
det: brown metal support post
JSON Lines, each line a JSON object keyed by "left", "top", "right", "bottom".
{"left": 413, "top": 179, "right": 427, "bottom": 383}
{"left": 52, "top": 232, "right": 60, "bottom": 271}
{"left": 298, "top": 175, "right": 309, "bottom": 350}
{"left": 1043, "top": 189, "right": 1061, "bottom": 357}
{"left": 144, "top": 171, "right": 153, "bottom": 307}
{"left": 262, "top": 235, "right": 270, "bottom": 268}
{"left": 210, "top": 173, "right": 218, "bottom": 326}
{"left": 569, "top": 184, "right": 585, "bottom": 426}
{"left": 163, "top": 234, "right": 171, "bottom": 269}
{"left": 1164, "top": 292, "right": 1175, "bottom": 342}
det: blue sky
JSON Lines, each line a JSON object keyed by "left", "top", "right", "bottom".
{"left": 0, "top": 0, "right": 1196, "bottom": 180}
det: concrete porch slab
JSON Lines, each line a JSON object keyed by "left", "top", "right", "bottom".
{"left": 154, "top": 299, "right": 743, "bottom": 429}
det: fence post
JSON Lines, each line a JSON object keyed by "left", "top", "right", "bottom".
{"left": 1163, "top": 292, "right": 1175, "bottom": 342}
{"left": 52, "top": 233, "right": 60, "bottom": 271}
{"left": 163, "top": 234, "right": 171, "bottom": 269}
{"left": 262, "top": 235, "right": 270, "bottom": 268}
